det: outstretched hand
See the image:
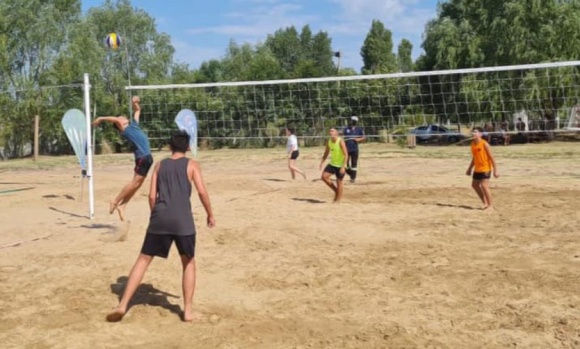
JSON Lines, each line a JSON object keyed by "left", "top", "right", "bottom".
{"left": 131, "top": 96, "right": 141, "bottom": 110}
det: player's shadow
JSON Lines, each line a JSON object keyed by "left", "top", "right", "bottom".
{"left": 434, "top": 203, "right": 478, "bottom": 210}
{"left": 43, "top": 194, "right": 75, "bottom": 200}
{"left": 81, "top": 223, "right": 116, "bottom": 229}
{"left": 292, "top": 198, "right": 326, "bottom": 204}
{"left": 263, "top": 178, "right": 286, "bottom": 182}
{"left": 110, "top": 276, "right": 183, "bottom": 319}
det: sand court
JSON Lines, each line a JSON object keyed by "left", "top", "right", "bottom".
{"left": 1, "top": 142, "right": 579, "bottom": 348}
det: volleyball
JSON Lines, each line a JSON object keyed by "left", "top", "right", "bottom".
{"left": 105, "top": 33, "right": 121, "bottom": 50}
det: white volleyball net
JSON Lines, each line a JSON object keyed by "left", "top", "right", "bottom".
{"left": 125, "top": 61, "right": 580, "bottom": 148}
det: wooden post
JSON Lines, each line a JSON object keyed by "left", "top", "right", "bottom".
{"left": 33, "top": 115, "right": 39, "bottom": 161}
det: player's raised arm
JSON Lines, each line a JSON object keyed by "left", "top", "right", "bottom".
{"left": 92, "top": 116, "right": 121, "bottom": 127}
{"left": 189, "top": 160, "right": 215, "bottom": 228}
{"left": 132, "top": 96, "right": 141, "bottom": 124}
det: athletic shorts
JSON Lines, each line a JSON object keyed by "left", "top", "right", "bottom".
{"left": 290, "top": 150, "right": 299, "bottom": 160}
{"left": 324, "top": 164, "right": 345, "bottom": 180}
{"left": 473, "top": 171, "right": 491, "bottom": 180}
{"left": 140, "top": 234, "right": 196, "bottom": 259}
{"left": 134, "top": 155, "right": 154, "bottom": 177}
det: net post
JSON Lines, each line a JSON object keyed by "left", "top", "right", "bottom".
{"left": 33, "top": 115, "right": 39, "bottom": 161}
{"left": 83, "top": 73, "right": 95, "bottom": 220}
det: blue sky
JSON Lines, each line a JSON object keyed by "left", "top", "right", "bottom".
{"left": 82, "top": 0, "right": 439, "bottom": 72}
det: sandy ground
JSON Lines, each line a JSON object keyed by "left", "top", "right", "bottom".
{"left": 0, "top": 142, "right": 580, "bottom": 349}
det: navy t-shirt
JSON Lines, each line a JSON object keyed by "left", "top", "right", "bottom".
{"left": 343, "top": 126, "right": 364, "bottom": 152}
{"left": 122, "top": 121, "right": 151, "bottom": 159}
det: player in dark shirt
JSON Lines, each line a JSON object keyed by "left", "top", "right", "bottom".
{"left": 342, "top": 116, "right": 366, "bottom": 183}
{"left": 92, "top": 96, "right": 153, "bottom": 221}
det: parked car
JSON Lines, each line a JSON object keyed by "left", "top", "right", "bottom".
{"left": 411, "top": 124, "right": 466, "bottom": 144}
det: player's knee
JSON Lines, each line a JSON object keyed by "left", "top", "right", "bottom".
{"left": 133, "top": 176, "right": 146, "bottom": 187}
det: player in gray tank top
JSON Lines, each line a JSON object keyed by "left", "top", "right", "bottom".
{"left": 146, "top": 157, "right": 196, "bottom": 236}
{"left": 106, "top": 131, "right": 215, "bottom": 323}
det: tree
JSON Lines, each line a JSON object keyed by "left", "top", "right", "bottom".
{"left": 397, "top": 39, "right": 413, "bottom": 73}
{"left": 310, "top": 31, "right": 336, "bottom": 76}
{"left": 360, "top": 20, "right": 397, "bottom": 74}
{"left": 416, "top": 0, "right": 580, "bottom": 125}
{"left": 265, "top": 25, "right": 336, "bottom": 78}
{"left": 0, "top": 0, "right": 83, "bottom": 157}
{"left": 265, "top": 26, "right": 301, "bottom": 76}
{"left": 418, "top": 0, "right": 580, "bottom": 71}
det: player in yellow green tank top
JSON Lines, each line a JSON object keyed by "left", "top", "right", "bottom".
{"left": 319, "top": 127, "right": 349, "bottom": 202}
{"left": 466, "top": 127, "right": 499, "bottom": 210}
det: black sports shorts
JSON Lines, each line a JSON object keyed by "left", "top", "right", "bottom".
{"left": 140, "top": 234, "right": 196, "bottom": 259}
{"left": 473, "top": 171, "right": 491, "bottom": 180}
{"left": 324, "top": 164, "right": 345, "bottom": 180}
{"left": 134, "top": 155, "right": 154, "bottom": 177}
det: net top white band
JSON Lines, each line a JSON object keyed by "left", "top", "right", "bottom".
{"left": 126, "top": 60, "right": 580, "bottom": 90}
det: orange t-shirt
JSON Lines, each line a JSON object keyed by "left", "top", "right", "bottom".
{"left": 471, "top": 139, "right": 492, "bottom": 173}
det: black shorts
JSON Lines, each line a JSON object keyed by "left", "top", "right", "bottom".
{"left": 324, "top": 164, "right": 345, "bottom": 180}
{"left": 134, "top": 155, "right": 153, "bottom": 177}
{"left": 140, "top": 234, "right": 196, "bottom": 259}
{"left": 473, "top": 171, "right": 491, "bottom": 180}
{"left": 290, "top": 150, "right": 299, "bottom": 160}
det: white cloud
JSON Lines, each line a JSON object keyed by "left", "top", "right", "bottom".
{"left": 187, "top": 3, "right": 318, "bottom": 42}
{"left": 172, "top": 39, "right": 224, "bottom": 67}
{"left": 330, "top": 0, "right": 407, "bottom": 21}
{"left": 179, "top": 0, "right": 436, "bottom": 70}
{"left": 326, "top": 0, "right": 434, "bottom": 36}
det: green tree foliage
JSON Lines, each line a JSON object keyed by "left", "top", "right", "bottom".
{"left": 4, "top": 0, "right": 579, "bottom": 156}
{"left": 360, "top": 20, "right": 398, "bottom": 74}
{"left": 397, "top": 39, "right": 413, "bottom": 73}
{"left": 264, "top": 25, "right": 336, "bottom": 78}
{"left": 417, "top": 0, "right": 580, "bottom": 124}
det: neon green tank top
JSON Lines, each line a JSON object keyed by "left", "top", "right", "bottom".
{"left": 328, "top": 137, "right": 345, "bottom": 167}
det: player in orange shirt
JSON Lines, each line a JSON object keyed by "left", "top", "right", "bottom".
{"left": 466, "top": 127, "right": 499, "bottom": 210}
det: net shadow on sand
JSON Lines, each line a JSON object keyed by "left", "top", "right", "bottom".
{"left": 48, "top": 206, "right": 89, "bottom": 219}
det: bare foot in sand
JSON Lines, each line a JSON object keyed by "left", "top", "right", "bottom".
{"left": 116, "top": 204, "right": 126, "bottom": 222}
{"left": 183, "top": 310, "right": 194, "bottom": 322}
{"left": 183, "top": 310, "right": 205, "bottom": 322}
{"left": 106, "top": 308, "right": 126, "bottom": 322}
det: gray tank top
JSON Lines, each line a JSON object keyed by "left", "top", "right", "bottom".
{"left": 146, "top": 157, "right": 196, "bottom": 236}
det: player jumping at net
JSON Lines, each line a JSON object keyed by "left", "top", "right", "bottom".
{"left": 92, "top": 96, "right": 153, "bottom": 221}
{"left": 466, "top": 127, "right": 499, "bottom": 210}
{"left": 319, "top": 127, "right": 349, "bottom": 203}
{"left": 342, "top": 116, "right": 366, "bottom": 183}
{"left": 106, "top": 131, "right": 215, "bottom": 323}
{"left": 286, "top": 127, "right": 306, "bottom": 180}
